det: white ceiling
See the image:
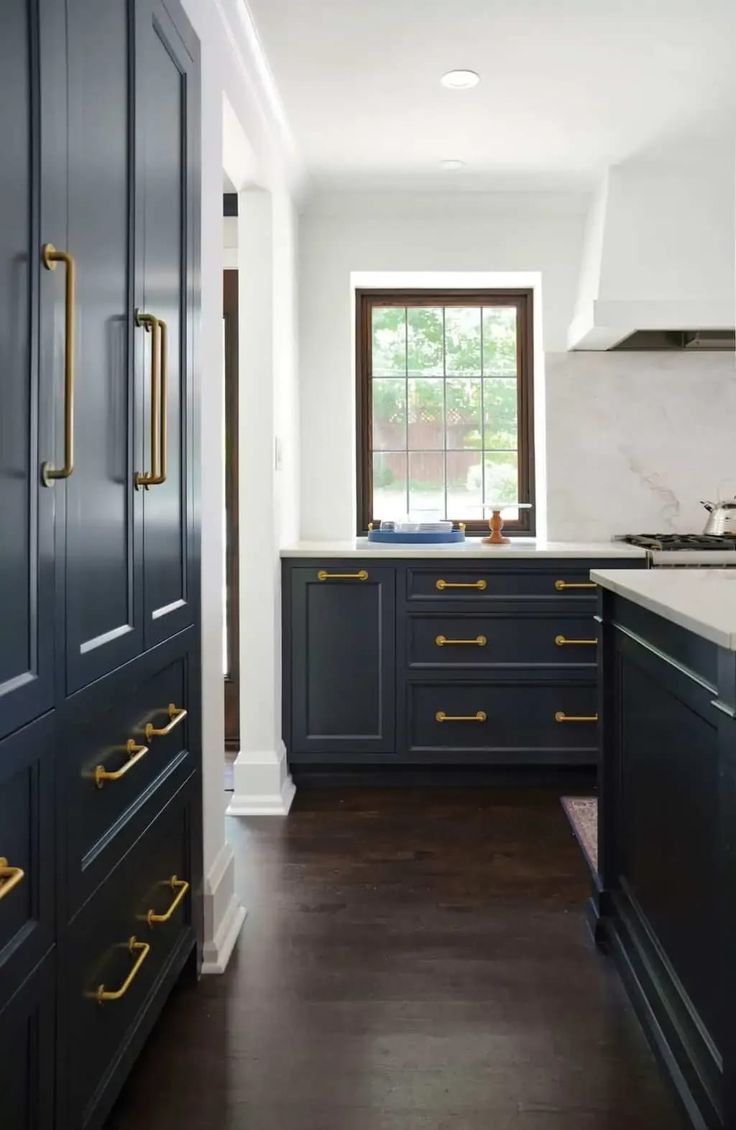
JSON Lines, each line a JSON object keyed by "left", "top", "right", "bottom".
{"left": 247, "top": 0, "right": 736, "bottom": 191}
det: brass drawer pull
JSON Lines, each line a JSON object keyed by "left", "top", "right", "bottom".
{"left": 555, "top": 635, "right": 598, "bottom": 647}
{"left": 95, "top": 740, "right": 149, "bottom": 789}
{"left": 95, "top": 936, "right": 150, "bottom": 1004}
{"left": 0, "top": 858, "right": 25, "bottom": 901}
{"left": 554, "top": 580, "right": 597, "bottom": 591}
{"left": 555, "top": 712, "right": 599, "bottom": 723}
{"left": 41, "top": 244, "right": 76, "bottom": 485}
{"left": 147, "top": 876, "right": 190, "bottom": 927}
{"left": 317, "top": 569, "right": 368, "bottom": 582}
{"left": 435, "top": 635, "right": 487, "bottom": 648}
{"left": 436, "top": 579, "right": 487, "bottom": 591}
{"left": 145, "top": 703, "right": 188, "bottom": 740}
{"left": 436, "top": 710, "right": 487, "bottom": 723}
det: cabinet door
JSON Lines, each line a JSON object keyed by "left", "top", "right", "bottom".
{"left": 137, "top": 0, "right": 199, "bottom": 649}
{"left": 289, "top": 566, "right": 396, "bottom": 756}
{"left": 0, "top": 0, "right": 54, "bottom": 739}
{"left": 61, "top": 0, "right": 143, "bottom": 694}
{"left": 0, "top": 954, "right": 55, "bottom": 1130}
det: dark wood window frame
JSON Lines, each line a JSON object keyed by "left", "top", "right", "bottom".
{"left": 223, "top": 269, "right": 240, "bottom": 753}
{"left": 356, "top": 288, "right": 535, "bottom": 537}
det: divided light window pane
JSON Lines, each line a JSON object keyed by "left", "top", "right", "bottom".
{"left": 366, "top": 298, "right": 527, "bottom": 526}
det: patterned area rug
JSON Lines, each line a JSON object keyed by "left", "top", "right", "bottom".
{"left": 561, "top": 796, "right": 598, "bottom": 873}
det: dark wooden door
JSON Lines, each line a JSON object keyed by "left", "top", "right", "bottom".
{"left": 0, "top": 0, "right": 54, "bottom": 740}
{"left": 289, "top": 567, "right": 396, "bottom": 757}
{"left": 223, "top": 270, "right": 240, "bottom": 752}
{"left": 62, "top": 0, "right": 143, "bottom": 694}
{"left": 137, "top": 0, "right": 199, "bottom": 650}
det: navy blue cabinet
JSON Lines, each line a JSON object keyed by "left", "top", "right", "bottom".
{"left": 598, "top": 592, "right": 736, "bottom": 1130}
{"left": 283, "top": 556, "right": 644, "bottom": 770}
{"left": 0, "top": 2, "right": 202, "bottom": 1126}
{"left": 289, "top": 566, "right": 396, "bottom": 756}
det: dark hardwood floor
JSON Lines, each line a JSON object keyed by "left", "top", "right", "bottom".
{"left": 106, "top": 788, "right": 687, "bottom": 1130}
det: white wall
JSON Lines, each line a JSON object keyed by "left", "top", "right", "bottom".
{"left": 299, "top": 190, "right": 589, "bottom": 539}
{"left": 181, "top": 0, "right": 302, "bottom": 971}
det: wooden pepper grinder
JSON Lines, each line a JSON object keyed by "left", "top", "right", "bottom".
{"left": 482, "top": 507, "right": 509, "bottom": 545}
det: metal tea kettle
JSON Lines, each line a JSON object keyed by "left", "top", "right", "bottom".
{"left": 701, "top": 497, "right": 736, "bottom": 536}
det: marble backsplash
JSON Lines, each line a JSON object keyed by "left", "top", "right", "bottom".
{"left": 545, "top": 350, "right": 736, "bottom": 541}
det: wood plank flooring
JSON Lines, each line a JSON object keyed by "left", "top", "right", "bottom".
{"left": 106, "top": 787, "right": 687, "bottom": 1130}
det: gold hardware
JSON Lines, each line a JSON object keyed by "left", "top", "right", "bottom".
{"left": 0, "top": 858, "right": 25, "bottom": 901}
{"left": 554, "top": 712, "right": 599, "bottom": 723}
{"left": 135, "top": 311, "right": 161, "bottom": 488}
{"left": 554, "top": 635, "right": 598, "bottom": 647}
{"left": 146, "top": 876, "right": 190, "bottom": 927}
{"left": 317, "top": 570, "right": 369, "bottom": 581}
{"left": 41, "top": 244, "right": 76, "bottom": 485}
{"left": 145, "top": 703, "right": 188, "bottom": 740}
{"left": 435, "top": 634, "right": 487, "bottom": 648}
{"left": 94, "top": 739, "right": 149, "bottom": 789}
{"left": 435, "top": 710, "right": 487, "bottom": 723}
{"left": 458, "top": 522, "right": 466, "bottom": 531}
{"left": 436, "top": 579, "right": 487, "bottom": 591}
{"left": 554, "top": 580, "right": 597, "bottom": 591}
{"left": 95, "top": 937, "right": 150, "bottom": 1004}
{"left": 368, "top": 522, "right": 374, "bottom": 531}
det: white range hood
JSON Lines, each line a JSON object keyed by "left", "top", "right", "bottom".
{"left": 568, "top": 157, "right": 735, "bottom": 351}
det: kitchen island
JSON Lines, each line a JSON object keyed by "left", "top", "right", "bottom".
{"left": 280, "top": 541, "right": 645, "bottom": 779}
{"left": 594, "top": 568, "right": 736, "bottom": 1130}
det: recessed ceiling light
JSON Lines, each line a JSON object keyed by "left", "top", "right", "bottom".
{"left": 440, "top": 159, "right": 465, "bottom": 170}
{"left": 441, "top": 69, "right": 480, "bottom": 90}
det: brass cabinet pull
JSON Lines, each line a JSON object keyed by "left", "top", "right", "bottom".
{"left": 554, "top": 580, "right": 597, "bottom": 591}
{"left": 95, "top": 739, "right": 149, "bottom": 789}
{"left": 435, "top": 710, "right": 487, "bottom": 723}
{"left": 145, "top": 702, "right": 188, "bottom": 740}
{"left": 435, "top": 635, "right": 487, "bottom": 648}
{"left": 135, "top": 311, "right": 162, "bottom": 488}
{"left": 0, "top": 858, "right": 25, "bottom": 901}
{"left": 95, "top": 937, "right": 150, "bottom": 1004}
{"left": 41, "top": 244, "right": 76, "bottom": 485}
{"left": 146, "top": 875, "right": 189, "bottom": 927}
{"left": 555, "top": 635, "right": 598, "bottom": 647}
{"left": 554, "top": 711, "right": 599, "bottom": 723}
{"left": 436, "top": 579, "right": 487, "bottom": 591}
{"left": 317, "top": 570, "right": 368, "bottom": 581}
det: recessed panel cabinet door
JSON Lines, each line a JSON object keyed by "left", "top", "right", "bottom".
{"left": 62, "top": 0, "right": 143, "bottom": 694}
{"left": 137, "top": 0, "right": 199, "bottom": 649}
{"left": 0, "top": 0, "right": 54, "bottom": 739}
{"left": 290, "top": 567, "right": 396, "bottom": 756}
{"left": 0, "top": 954, "right": 55, "bottom": 1130}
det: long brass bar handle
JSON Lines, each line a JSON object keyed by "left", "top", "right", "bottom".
{"left": 41, "top": 244, "right": 76, "bottom": 486}
{"left": 95, "top": 937, "right": 150, "bottom": 1004}
{"left": 147, "top": 876, "right": 189, "bottom": 927}
{"left": 145, "top": 316, "right": 168, "bottom": 486}
{"left": 436, "top": 579, "right": 487, "bottom": 591}
{"left": 435, "top": 635, "right": 487, "bottom": 647}
{"left": 135, "top": 311, "right": 161, "bottom": 488}
{"left": 94, "top": 740, "right": 149, "bottom": 789}
{"left": 145, "top": 703, "right": 188, "bottom": 740}
{"left": 555, "top": 635, "right": 598, "bottom": 647}
{"left": 317, "top": 570, "right": 368, "bottom": 581}
{"left": 0, "top": 858, "right": 25, "bottom": 901}
{"left": 436, "top": 710, "right": 487, "bottom": 723}
{"left": 554, "top": 712, "right": 599, "bottom": 723}
{"left": 554, "top": 580, "right": 597, "bottom": 591}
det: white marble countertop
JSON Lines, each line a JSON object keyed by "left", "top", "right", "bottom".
{"left": 592, "top": 568, "right": 736, "bottom": 650}
{"left": 281, "top": 538, "right": 648, "bottom": 560}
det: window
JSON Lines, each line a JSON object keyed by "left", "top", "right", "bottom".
{"left": 356, "top": 289, "right": 535, "bottom": 536}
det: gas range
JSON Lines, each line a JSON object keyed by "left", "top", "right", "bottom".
{"left": 619, "top": 534, "right": 736, "bottom": 567}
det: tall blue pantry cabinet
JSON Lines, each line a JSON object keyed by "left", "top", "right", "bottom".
{"left": 0, "top": 2, "right": 203, "bottom": 1127}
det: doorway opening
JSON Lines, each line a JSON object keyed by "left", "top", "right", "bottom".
{"left": 223, "top": 190, "right": 239, "bottom": 761}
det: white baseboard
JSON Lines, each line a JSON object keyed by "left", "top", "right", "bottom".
{"left": 201, "top": 839, "right": 246, "bottom": 975}
{"left": 227, "top": 772, "right": 295, "bottom": 816}
{"left": 201, "top": 895, "right": 247, "bottom": 975}
{"left": 226, "top": 745, "right": 296, "bottom": 816}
